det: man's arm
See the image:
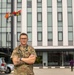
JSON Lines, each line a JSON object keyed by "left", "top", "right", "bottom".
{"left": 20, "top": 54, "right": 36, "bottom": 64}
{"left": 12, "top": 55, "right": 24, "bottom": 66}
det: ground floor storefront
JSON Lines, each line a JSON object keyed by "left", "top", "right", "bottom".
{"left": 35, "top": 49, "right": 74, "bottom": 66}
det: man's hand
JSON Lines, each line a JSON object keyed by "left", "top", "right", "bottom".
{"left": 12, "top": 55, "right": 20, "bottom": 65}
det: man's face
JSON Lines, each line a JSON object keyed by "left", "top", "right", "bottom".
{"left": 20, "top": 35, "right": 28, "bottom": 46}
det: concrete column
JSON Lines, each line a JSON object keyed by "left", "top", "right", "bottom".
{"left": 42, "top": 0, "right": 47, "bottom": 46}
{"left": 21, "top": 0, "right": 27, "bottom": 33}
{"left": 62, "top": 0, "right": 68, "bottom": 46}
{"left": 43, "top": 52, "right": 48, "bottom": 66}
{"left": 52, "top": 0, "right": 58, "bottom": 46}
{"left": 32, "top": 0, "right": 37, "bottom": 46}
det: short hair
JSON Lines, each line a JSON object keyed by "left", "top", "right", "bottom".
{"left": 19, "top": 33, "right": 28, "bottom": 38}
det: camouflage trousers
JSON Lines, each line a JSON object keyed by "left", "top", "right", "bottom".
{"left": 13, "top": 66, "right": 34, "bottom": 75}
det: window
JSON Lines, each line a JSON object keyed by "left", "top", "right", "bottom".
{"left": 58, "top": 32, "right": 63, "bottom": 41}
{"left": 17, "top": 0, "right": 21, "bottom": 3}
{"left": 47, "top": 0, "right": 52, "bottom": 7}
{"left": 47, "top": 12, "right": 52, "bottom": 26}
{"left": 48, "top": 32, "right": 52, "bottom": 41}
{"left": 27, "top": 32, "right": 32, "bottom": 42}
{"left": 37, "top": 0, "right": 42, "bottom": 3}
{"left": 57, "top": 0, "right": 62, "bottom": 2}
{"left": 7, "top": 0, "right": 11, "bottom": 3}
{"left": 17, "top": 15, "right": 21, "bottom": 22}
{"left": 67, "top": 0, "right": 72, "bottom": 7}
{"left": 27, "top": 13, "right": 32, "bottom": 26}
{"left": 17, "top": 32, "right": 21, "bottom": 41}
{"left": 68, "top": 12, "right": 73, "bottom": 26}
{"left": 37, "top": 32, "right": 42, "bottom": 41}
{"left": 2, "top": 14, "right": 6, "bottom": 27}
{"left": 7, "top": 32, "right": 11, "bottom": 42}
{"left": 27, "top": 1, "right": 32, "bottom": 8}
{"left": 58, "top": 12, "right": 62, "bottom": 22}
{"left": 68, "top": 31, "right": 73, "bottom": 41}
{"left": 37, "top": 12, "right": 42, "bottom": 22}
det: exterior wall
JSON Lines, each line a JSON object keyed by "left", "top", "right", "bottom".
{"left": 21, "top": 0, "right": 74, "bottom": 49}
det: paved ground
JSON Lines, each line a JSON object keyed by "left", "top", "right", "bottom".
{"left": 0, "top": 68, "right": 74, "bottom": 75}
{"left": 34, "top": 68, "right": 74, "bottom": 75}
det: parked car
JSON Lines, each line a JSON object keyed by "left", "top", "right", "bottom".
{"left": 0, "top": 57, "right": 7, "bottom": 72}
{"left": 5, "top": 63, "right": 14, "bottom": 74}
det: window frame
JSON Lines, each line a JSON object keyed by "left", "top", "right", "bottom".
{"left": 37, "top": 0, "right": 42, "bottom": 3}
{"left": 58, "top": 31, "right": 63, "bottom": 41}
{"left": 37, "top": 32, "right": 42, "bottom": 42}
{"left": 37, "top": 12, "right": 42, "bottom": 22}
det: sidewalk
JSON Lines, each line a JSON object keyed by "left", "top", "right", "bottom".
{"left": 34, "top": 68, "right": 74, "bottom": 75}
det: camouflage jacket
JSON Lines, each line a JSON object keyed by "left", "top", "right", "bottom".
{"left": 11, "top": 45, "right": 37, "bottom": 75}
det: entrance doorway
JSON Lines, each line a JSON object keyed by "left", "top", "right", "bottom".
{"left": 48, "top": 51, "right": 73, "bottom": 66}
{"left": 48, "top": 52, "right": 62, "bottom": 66}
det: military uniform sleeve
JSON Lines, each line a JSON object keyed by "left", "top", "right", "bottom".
{"left": 30, "top": 46, "right": 37, "bottom": 57}
{"left": 10, "top": 48, "right": 18, "bottom": 59}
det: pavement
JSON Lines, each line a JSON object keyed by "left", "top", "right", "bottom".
{"left": 1, "top": 67, "right": 74, "bottom": 75}
{"left": 34, "top": 68, "right": 74, "bottom": 75}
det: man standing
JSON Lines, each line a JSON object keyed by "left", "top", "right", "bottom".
{"left": 11, "top": 33, "right": 37, "bottom": 75}
{"left": 70, "top": 59, "right": 74, "bottom": 72}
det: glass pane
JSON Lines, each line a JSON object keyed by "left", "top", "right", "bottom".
{"left": 68, "top": 12, "right": 73, "bottom": 26}
{"left": 57, "top": 0, "right": 62, "bottom": 2}
{"left": 38, "top": 32, "right": 42, "bottom": 41}
{"left": 48, "top": 27, "right": 52, "bottom": 31}
{"left": 47, "top": 12, "right": 52, "bottom": 26}
{"left": 47, "top": 0, "right": 52, "bottom": 6}
{"left": 0, "top": 14, "right": 1, "bottom": 27}
{"left": 58, "top": 12, "right": 62, "bottom": 22}
{"left": 38, "top": 22, "right": 42, "bottom": 26}
{"left": 58, "top": 22, "right": 62, "bottom": 27}
{"left": 0, "top": 34, "right": 1, "bottom": 43}
{"left": 27, "top": 13, "right": 32, "bottom": 26}
{"left": 2, "top": 0, "right": 6, "bottom": 2}
{"left": 68, "top": 27, "right": 73, "bottom": 31}
{"left": 37, "top": 0, "right": 42, "bottom": 3}
{"left": 2, "top": 2, "right": 6, "bottom": 8}
{"left": 17, "top": 32, "right": 21, "bottom": 41}
{"left": 28, "top": 32, "right": 32, "bottom": 41}
{"left": 67, "top": 0, "right": 72, "bottom": 7}
{"left": 2, "top": 14, "right": 6, "bottom": 27}
{"left": 27, "top": 27, "right": 32, "bottom": 32}
{"left": 7, "top": 32, "right": 11, "bottom": 41}
{"left": 2, "top": 9, "right": 6, "bottom": 13}
{"left": 27, "top": 1, "right": 32, "bottom": 8}
{"left": 2, "top": 33, "right": 6, "bottom": 47}
{"left": 58, "top": 32, "right": 63, "bottom": 41}
{"left": 18, "top": 0, "right": 21, "bottom": 2}
{"left": 37, "top": 27, "right": 42, "bottom": 31}
{"left": 48, "top": 32, "right": 52, "bottom": 41}
{"left": 7, "top": 0, "right": 11, "bottom": 3}
{"left": 58, "top": 27, "right": 63, "bottom": 31}
{"left": 68, "top": 32, "right": 73, "bottom": 41}
{"left": 7, "top": 4, "right": 11, "bottom": 8}
{"left": 37, "top": 13, "right": 42, "bottom": 22}
{"left": 17, "top": 15, "right": 21, "bottom": 21}
{"left": 37, "top": 3, "right": 42, "bottom": 7}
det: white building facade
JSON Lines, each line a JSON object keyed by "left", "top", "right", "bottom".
{"left": 0, "top": 0, "right": 74, "bottom": 66}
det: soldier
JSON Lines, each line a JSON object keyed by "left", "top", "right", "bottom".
{"left": 11, "top": 33, "right": 37, "bottom": 75}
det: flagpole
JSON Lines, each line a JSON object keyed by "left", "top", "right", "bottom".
{"left": 11, "top": 0, "right": 14, "bottom": 52}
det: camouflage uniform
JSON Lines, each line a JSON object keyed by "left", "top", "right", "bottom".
{"left": 11, "top": 45, "right": 37, "bottom": 75}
